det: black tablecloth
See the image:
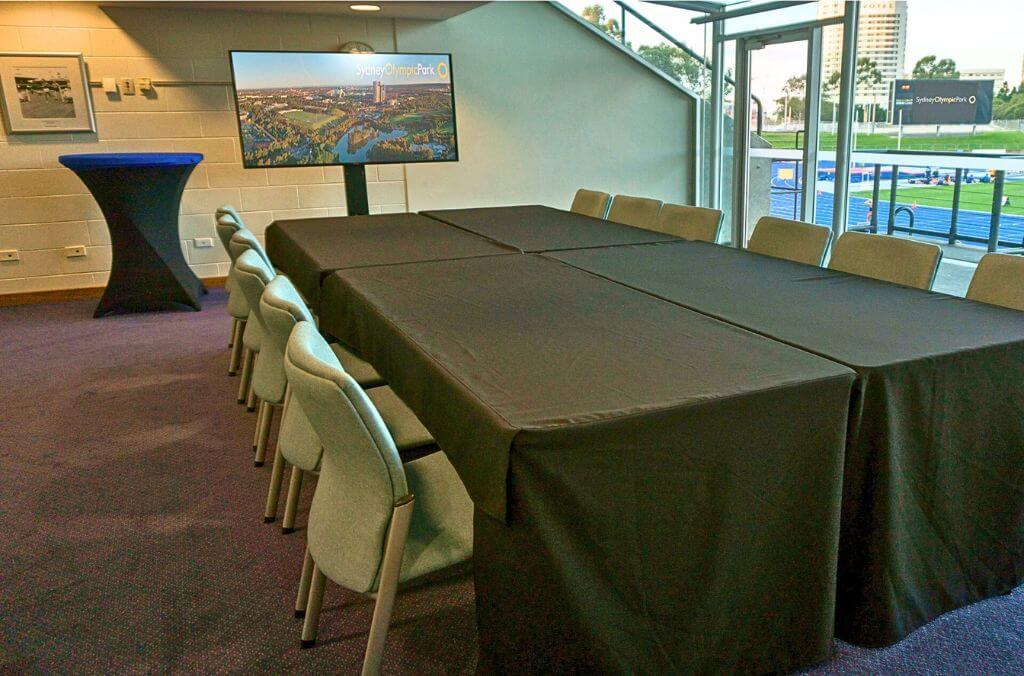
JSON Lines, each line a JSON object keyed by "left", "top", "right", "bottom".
{"left": 421, "top": 204, "right": 677, "bottom": 252}
{"left": 264, "top": 213, "right": 516, "bottom": 311}
{"left": 550, "top": 240, "right": 1024, "bottom": 647}
{"left": 320, "top": 254, "right": 855, "bottom": 673}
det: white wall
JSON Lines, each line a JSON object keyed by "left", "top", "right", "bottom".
{"left": 0, "top": 2, "right": 405, "bottom": 295}
{"left": 397, "top": 2, "right": 695, "bottom": 211}
{"left": 0, "top": 1, "right": 696, "bottom": 296}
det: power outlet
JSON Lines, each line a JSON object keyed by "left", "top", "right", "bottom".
{"left": 117, "top": 78, "right": 135, "bottom": 95}
{"left": 194, "top": 237, "right": 215, "bottom": 249}
{"left": 63, "top": 245, "right": 87, "bottom": 258}
{"left": 0, "top": 248, "right": 19, "bottom": 262}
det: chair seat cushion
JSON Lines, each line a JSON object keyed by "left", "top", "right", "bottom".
{"left": 329, "top": 342, "right": 384, "bottom": 388}
{"left": 366, "top": 386, "right": 436, "bottom": 453}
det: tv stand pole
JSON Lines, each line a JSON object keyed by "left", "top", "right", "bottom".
{"left": 343, "top": 164, "right": 370, "bottom": 216}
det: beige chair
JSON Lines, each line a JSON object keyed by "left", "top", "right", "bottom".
{"left": 569, "top": 189, "right": 611, "bottom": 219}
{"left": 285, "top": 322, "right": 472, "bottom": 671}
{"left": 828, "top": 231, "right": 942, "bottom": 290}
{"left": 607, "top": 195, "right": 663, "bottom": 229}
{"left": 966, "top": 253, "right": 1024, "bottom": 311}
{"left": 654, "top": 203, "right": 725, "bottom": 243}
{"left": 747, "top": 216, "right": 832, "bottom": 266}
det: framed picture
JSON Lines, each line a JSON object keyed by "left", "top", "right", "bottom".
{"left": 0, "top": 52, "right": 95, "bottom": 134}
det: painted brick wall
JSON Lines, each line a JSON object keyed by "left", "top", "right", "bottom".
{"left": 0, "top": 2, "right": 407, "bottom": 295}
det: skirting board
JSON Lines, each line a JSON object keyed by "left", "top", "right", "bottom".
{"left": 0, "top": 276, "right": 228, "bottom": 308}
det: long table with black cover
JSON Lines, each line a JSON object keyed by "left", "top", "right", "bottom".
{"left": 264, "top": 213, "right": 517, "bottom": 311}
{"left": 421, "top": 204, "right": 678, "bottom": 251}
{"left": 318, "top": 254, "right": 856, "bottom": 673}
{"left": 548, "top": 240, "right": 1024, "bottom": 648}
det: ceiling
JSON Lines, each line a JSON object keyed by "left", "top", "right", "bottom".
{"left": 100, "top": 1, "right": 486, "bottom": 20}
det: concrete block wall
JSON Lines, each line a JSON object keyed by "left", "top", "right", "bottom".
{"left": 0, "top": 2, "right": 407, "bottom": 295}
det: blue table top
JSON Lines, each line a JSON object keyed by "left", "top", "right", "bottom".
{"left": 59, "top": 153, "right": 204, "bottom": 170}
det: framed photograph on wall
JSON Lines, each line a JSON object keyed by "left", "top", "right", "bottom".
{"left": 0, "top": 52, "right": 95, "bottom": 134}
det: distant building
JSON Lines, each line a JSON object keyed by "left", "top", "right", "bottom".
{"left": 961, "top": 67, "right": 1005, "bottom": 81}
{"left": 373, "top": 81, "right": 386, "bottom": 103}
{"left": 819, "top": 0, "right": 907, "bottom": 112}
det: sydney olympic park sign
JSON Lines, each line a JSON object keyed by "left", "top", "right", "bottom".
{"left": 890, "top": 79, "right": 995, "bottom": 125}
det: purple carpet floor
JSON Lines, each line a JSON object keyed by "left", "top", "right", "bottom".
{"left": 1, "top": 290, "right": 1022, "bottom": 673}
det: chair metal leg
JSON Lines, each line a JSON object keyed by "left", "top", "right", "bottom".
{"left": 282, "top": 467, "right": 304, "bottom": 534}
{"left": 237, "top": 346, "right": 253, "bottom": 403}
{"left": 254, "top": 400, "right": 274, "bottom": 467}
{"left": 228, "top": 320, "right": 244, "bottom": 375}
{"left": 362, "top": 497, "right": 415, "bottom": 676}
{"left": 264, "top": 387, "right": 291, "bottom": 520}
{"left": 252, "top": 400, "right": 264, "bottom": 452}
{"left": 295, "top": 546, "right": 315, "bottom": 618}
{"left": 300, "top": 564, "right": 327, "bottom": 648}
{"left": 229, "top": 317, "right": 238, "bottom": 349}
{"left": 245, "top": 355, "right": 258, "bottom": 411}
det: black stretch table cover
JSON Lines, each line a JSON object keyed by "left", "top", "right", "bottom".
{"left": 421, "top": 204, "right": 678, "bottom": 252}
{"left": 264, "top": 213, "right": 516, "bottom": 310}
{"left": 320, "top": 254, "right": 855, "bottom": 673}
{"left": 59, "top": 153, "right": 204, "bottom": 317}
{"left": 550, "top": 240, "right": 1024, "bottom": 647}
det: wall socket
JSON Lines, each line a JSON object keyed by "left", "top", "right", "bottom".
{"left": 63, "top": 245, "right": 87, "bottom": 258}
{"left": 0, "top": 248, "right": 19, "bottom": 261}
{"left": 117, "top": 78, "right": 135, "bottom": 95}
{"left": 194, "top": 237, "right": 214, "bottom": 248}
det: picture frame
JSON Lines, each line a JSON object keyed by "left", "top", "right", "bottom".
{"left": 0, "top": 52, "right": 96, "bottom": 134}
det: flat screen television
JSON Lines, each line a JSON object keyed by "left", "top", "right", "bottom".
{"left": 228, "top": 50, "right": 458, "bottom": 168}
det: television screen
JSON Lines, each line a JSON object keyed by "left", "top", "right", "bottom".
{"left": 229, "top": 51, "right": 458, "bottom": 167}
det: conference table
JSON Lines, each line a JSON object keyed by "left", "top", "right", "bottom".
{"left": 264, "top": 213, "right": 517, "bottom": 311}
{"left": 549, "top": 240, "right": 1024, "bottom": 647}
{"left": 319, "top": 254, "right": 855, "bottom": 673}
{"left": 265, "top": 205, "right": 1024, "bottom": 671}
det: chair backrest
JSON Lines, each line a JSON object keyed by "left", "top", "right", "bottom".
{"left": 216, "top": 204, "right": 245, "bottom": 227}
{"left": 285, "top": 321, "right": 408, "bottom": 592}
{"left": 569, "top": 189, "right": 611, "bottom": 219}
{"left": 828, "top": 231, "right": 942, "bottom": 290}
{"left": 607, "top": 195, "right": 663, "bottom": 229}
{"left": 747, "top": 216, "right": 832, "bottom": 266}
{"left": 966, "top": 253, "right": 1024, "bottom": 311}
{"left": 216, "top": 214, "right": 245, "bottom": 253}
{"left": 234, "top": 249, "right": 284, "bottom": 402}
{"left": 655, "top": 203, "right": 725, "bottom": 243}
{"left": 228, "top": 228, "right": 273, "bottom": 268}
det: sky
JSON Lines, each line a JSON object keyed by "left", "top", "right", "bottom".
{"left": 231, "top": 52, "right": 452, "bottom": 90}
{"left": 562, "top": 0, "right": 1024, "bottom": 102}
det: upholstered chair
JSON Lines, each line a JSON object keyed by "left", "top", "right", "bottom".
{"left": 284, "top": 322, "right": 472, "bottom": 672}
{"left": 828, "top": 231, "right": 942, "bottom": 290}
{"left": 654, "top": 203, "right": 725, "bottom": 243}
{"left": 216, "top": 204, "right": 245, "bottom": 228}
{"left": 228, "top": 229, "right": 273, "bottom": 410}
{"left": 965, "top": 253, "right": 1024, "bottom": 311}
{"left": 607, "top": 195, "right": 663, "bottom": 229}
{"left": 261, "top": 275, "right": 436, "bottom": 535}
{"left": 569, "top": 188, "right": 612, "bottom": 219}
{"left": 215, "top": 214, "right": 248, "bottom": 375}
{"left": 747, "top": 216, "right": 833, "bottom": 266}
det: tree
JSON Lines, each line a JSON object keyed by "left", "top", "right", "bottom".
{"left": 912, "top": 55, "right": 960, "bottom": 80}
{"left": 998, "top": 81, "right": 1012, "bottom": 101}
{"left": 581, "top": 4, "right": 621, "bottom": 41}
{"left": 777, "top": 74, "right": 806, "bottom": 124}
{"left": 636, "top": 43, "right": 706, "bottom": 93}
{"left": 856, "top": 57, "right": 883, "bottom": 124}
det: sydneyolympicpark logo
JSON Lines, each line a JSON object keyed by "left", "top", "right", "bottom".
{"left": 356, "top": 61, "right": 449, "bottom": 80}
{"left": 915, "top": 95, "right": 977, "bottom": 105}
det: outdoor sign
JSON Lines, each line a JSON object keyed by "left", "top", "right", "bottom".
{"left": 890, "top": 79, "right": 994, "bottom": 125}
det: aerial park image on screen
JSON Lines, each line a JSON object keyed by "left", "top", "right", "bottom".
{"left": 230, "top": 52, "right": 457, "bottom": 166}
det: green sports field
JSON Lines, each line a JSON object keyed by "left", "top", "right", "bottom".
{"left": 762, "top": 130, "right": 1024, "bottom": 152}
{"left": 850, "top": 181, "right": 1024, "bottom": 217}
{"left": 280, "top": 109, "right": 337, "bottom": 129}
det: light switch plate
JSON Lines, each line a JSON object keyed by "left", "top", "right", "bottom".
{"left": 102, "top": 77, "right": 118, "bottom": 94}
{"left": 0, "top": 248, "right": 19, "bottom": 261}
{"left": 117, "top": 78, "right": 135, "bottom": 95}
{"left": 194, "top": 237, "right": 214, "bottom": 249}
{"left": 63, "top": 245, "right": 87, "bottom": 258}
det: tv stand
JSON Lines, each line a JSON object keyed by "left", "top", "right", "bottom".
{"left": 343, "top": 164, "right": 370, "bottom": 216}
